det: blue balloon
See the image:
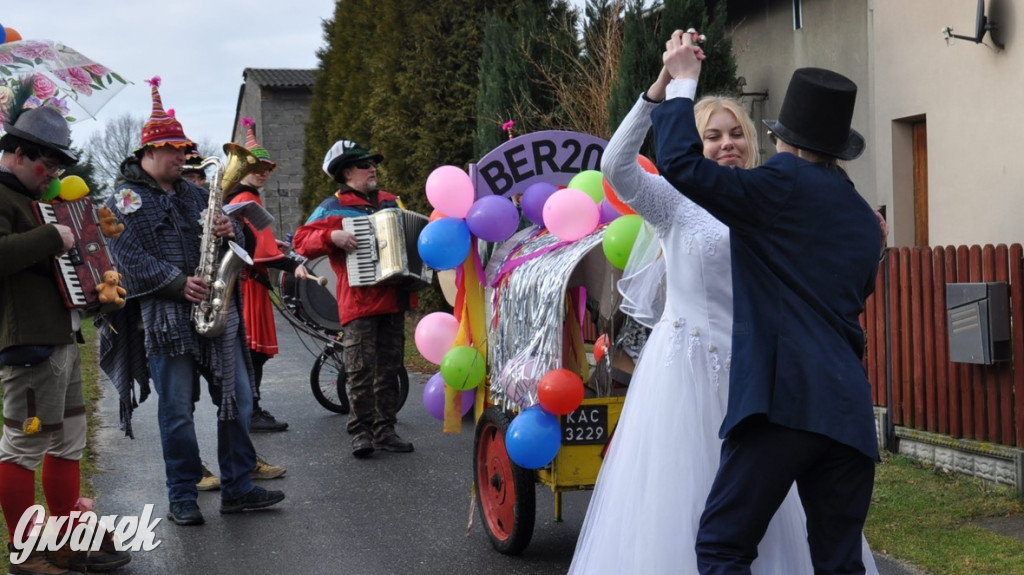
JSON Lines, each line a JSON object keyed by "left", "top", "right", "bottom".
{"left": 0, "top": 26, "right": 6, "bottom": 45}
{"left": 505, "top": 406, "right": 561, "bottom": 469}
{"left": 417, "top": 217, "right": 471, "bottom": 270}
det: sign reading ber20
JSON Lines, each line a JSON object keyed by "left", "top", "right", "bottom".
{"left": 470, "top": 131, "right": 608, "bottom": 199}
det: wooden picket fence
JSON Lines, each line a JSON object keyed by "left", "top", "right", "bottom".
{"left": 862, "top": 244, "right": 1024, "bottom": 448}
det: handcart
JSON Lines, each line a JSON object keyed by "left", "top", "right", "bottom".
{"left": 472, "top": 224, "right": 633, "bottom": 555}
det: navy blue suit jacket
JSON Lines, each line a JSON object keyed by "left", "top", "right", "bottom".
{"left": 651, "top": 97, "right": 881, "bottom": 460}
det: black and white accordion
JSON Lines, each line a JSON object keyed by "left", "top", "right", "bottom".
{"left": 31, "top": 197, "right": 118, "bottom": 311}
{"left": 341, "top": 208, "right": 433, "bottom": 291}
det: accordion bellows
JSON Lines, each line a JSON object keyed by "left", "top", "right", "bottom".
{"left": 342, "top": 208, "right": 433, "bottom": 291}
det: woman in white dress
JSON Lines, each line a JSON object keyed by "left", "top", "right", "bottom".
{"left": 568, "top": 68, "right": 879, "bottom": 574}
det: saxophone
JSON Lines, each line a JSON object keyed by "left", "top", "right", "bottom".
{"left": 192, "top": 142, "right": 261, "bottom": 338}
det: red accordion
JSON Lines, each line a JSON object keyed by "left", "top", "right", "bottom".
{"left": 31, "top": 197, "right": 118, "bottom": 312}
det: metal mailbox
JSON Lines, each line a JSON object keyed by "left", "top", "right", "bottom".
{"left": 946, "top": 282, "right": 1010, "bottom": 365}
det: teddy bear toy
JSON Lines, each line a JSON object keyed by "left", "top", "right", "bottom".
{"left": 96, "top": 270, "right": 127, "bottom": 307}
{"left": 97, "top": 205, "right": 125, "bottom": 238}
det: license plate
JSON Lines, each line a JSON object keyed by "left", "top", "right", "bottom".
{"left": 561, "top": 404, "right": 609, "bottom": 445}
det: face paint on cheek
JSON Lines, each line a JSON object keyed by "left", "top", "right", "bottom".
{"left": 33, "top": 164, "right": 47, "bottom": 178}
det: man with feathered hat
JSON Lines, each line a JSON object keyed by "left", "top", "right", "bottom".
{"left": 225, "top": 117, "right": 309, "bottom": 434}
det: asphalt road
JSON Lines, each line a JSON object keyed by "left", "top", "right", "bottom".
{"left": 89, "top": 308, "right": 922, "bottom": 575}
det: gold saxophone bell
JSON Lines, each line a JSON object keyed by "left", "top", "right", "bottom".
{"left": 220, "top": 142, "right": 262, "bottom": 197}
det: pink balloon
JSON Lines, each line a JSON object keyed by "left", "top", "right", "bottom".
{"left": 423, "top": 372, "right": 476, "bottom": 420}
{"left": 414, "top": 312, "right": 460, "bottom": 364}
{"left": 542, "top": 187, "right": 600, "bottom": 241}
{"left": 425, "top": 165, "right": 475, "bottom": 219}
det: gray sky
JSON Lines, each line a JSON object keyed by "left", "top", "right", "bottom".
{"left": 5, "top": 1, "right": 595, "bottom": 151}
{"left": 3, "top": 1, "right": 336, "bottom": 148}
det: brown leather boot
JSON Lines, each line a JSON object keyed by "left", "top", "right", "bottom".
{"left": 46, "top": 528, "right": 131, "bottom": 573}
{"left": 7, "top": 542, "right": 82, "bottom": 575}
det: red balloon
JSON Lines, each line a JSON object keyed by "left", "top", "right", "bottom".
{"left": 4, "top": 28, "right": 22, "bottom": 43}
{"left": 637, "top": 154, "right": 658, "bottom": 175}
{"left": 601, "top": 154, "right": 655, "bottom": 217}
{"left": 537, "top": 369, "right": 585, "bottom": 416}
{"left": 602, "top": 178, "right": 635, "bottom": 216}
{"left": 593, "top": 334, "right": 609, "bottom": 363}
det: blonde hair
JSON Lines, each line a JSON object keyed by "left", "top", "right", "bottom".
{"left": 693, "top": 96, "right": 760, "bottom": 169}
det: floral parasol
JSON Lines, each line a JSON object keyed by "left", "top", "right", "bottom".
{"left": 0, "top": 39, "right": 129, "bottom": 125}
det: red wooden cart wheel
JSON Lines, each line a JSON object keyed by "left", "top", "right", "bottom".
{"left": 474, "top": 406, "right": 536, "bottom": 555}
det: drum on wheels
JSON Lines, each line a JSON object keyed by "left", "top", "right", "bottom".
{"left": 278, "top": 255, "right": 343, "bottom": 333}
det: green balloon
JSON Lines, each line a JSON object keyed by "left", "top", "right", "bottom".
{"left": 440, "top": 345, "right": 486, "bottom": 391}
{"left": 568, "top": 170, "right": 605, "bottom": 204}
{"left": 41, "top": 178, "right": 61, "bottom": 201}
{"left": 602, "top": 214, "right": 643, "bottom": 270}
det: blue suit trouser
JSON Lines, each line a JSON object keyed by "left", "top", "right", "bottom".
{"left": 695, "top": 416, "right": 875, "bottom": 574}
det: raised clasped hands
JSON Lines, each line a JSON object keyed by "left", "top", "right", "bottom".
{"left": 663, "top": 28, "right": 706, "bottom": 81}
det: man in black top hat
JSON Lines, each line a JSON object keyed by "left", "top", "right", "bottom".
{"left": 651, "top": 30, "right": 881, "bottom": 573}
{"left": 0, "top": 106, "right": 131, "bottom": 573}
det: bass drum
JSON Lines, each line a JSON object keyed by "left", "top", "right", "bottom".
{"left": 278, "top": 256, "right": 343, "bottom": 333}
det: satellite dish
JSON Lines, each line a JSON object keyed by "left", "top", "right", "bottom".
{"left": 944, "top": 0, "right": 1003, "bottom": 49}
{"left": 973, "top": 0, "right": 986, "bottom": 41}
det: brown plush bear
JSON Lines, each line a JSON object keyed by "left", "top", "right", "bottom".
{"left": 97, "top": 205, "right": 125, "bottom": 238}
{"left": 96, "top": 271, "right": 127, "bottom": 307}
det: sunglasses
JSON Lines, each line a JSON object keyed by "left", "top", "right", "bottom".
{"left": 768, "top": 131, "right": 778, "bottom": 146}
{"left": 39, "top": 157, "right": 66, "bottom": 177}
{"left": 352, "top": 161, "right": 376, "bottom": 170}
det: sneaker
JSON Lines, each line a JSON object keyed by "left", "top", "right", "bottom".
{"left": 251, "top": 454, "right": 287, "bottom": 479}
{"left": 167, "top": 500, "right": 205, "bottom": 526}
{"left": 47, "top": 527, "right": 131, "bottom": 573}
{"left": 250, "top": 407, "right": 288, "bottom": 433}
{"left": 351, "top": 433, "right": 374, "bottom": 458}
{"left": 197, "top": 463, "right": 220, "bottom": 491}
{"left": 8, "top": 543, "right": 81, "bottom": 575}
{"left": 373, "top": 433, "right": 414, "bottom": 453}
{"left": 220, "top": 486, "right": 285, "bottom": 514}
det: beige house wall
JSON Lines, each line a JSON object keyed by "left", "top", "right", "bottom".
{"left": 873, "top": 0, "right": 1021, "bottom": 247}
{"left": 729, "top": 0, "right": 1021, "bottom": 247}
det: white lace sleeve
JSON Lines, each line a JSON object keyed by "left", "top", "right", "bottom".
{"left": 601, "top": 95, "right": 688, "bottom": 236}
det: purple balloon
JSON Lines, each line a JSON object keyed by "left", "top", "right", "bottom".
{"left": 466, "top": 195, "right": 520, "bottom": 242}
{"left": 598, "top": 199, "right": 622, "bottom": 224}
{"left": 520, "top": 182, "right": 558, "bottom": 226}
{"left": 423, "top": 372, "right": 476, "bottom": 420}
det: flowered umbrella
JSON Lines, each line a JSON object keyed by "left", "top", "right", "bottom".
{"left": 0, "top": 39, "right": 129, "bottom": 125}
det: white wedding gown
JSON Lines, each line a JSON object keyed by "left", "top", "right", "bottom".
{"left": 567, "top": 96, "right": 878, "bottom": 574}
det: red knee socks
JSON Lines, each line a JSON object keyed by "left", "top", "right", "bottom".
{"left": 0, "top": 461, "right": 36, "bottom": 544}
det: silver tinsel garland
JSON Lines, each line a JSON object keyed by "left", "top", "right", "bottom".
{"left": 483, "top": 226, "right": 607, "bottom": 411}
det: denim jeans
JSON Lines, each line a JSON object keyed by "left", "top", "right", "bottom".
{"left": 148, "top": 341, "right": 257, "bottom": 503}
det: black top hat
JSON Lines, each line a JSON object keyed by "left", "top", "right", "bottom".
{"left": 763, "top": 67, "right": 865, "bottom": 161}
{"left": 1, "top": 106, "right": 77, "bottom": 164}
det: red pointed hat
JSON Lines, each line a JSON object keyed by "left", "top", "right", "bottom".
{"left": 135, "top": 76, "right": 194, "bottom": 155}
{"left": 241, "top": 117, "right": 276, "bottom": 171}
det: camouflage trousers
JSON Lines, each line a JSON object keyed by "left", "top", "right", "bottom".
{"left": 341, "top": 312, "right": 405, "bottom": 439}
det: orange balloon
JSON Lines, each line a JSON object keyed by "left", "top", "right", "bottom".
{"left": 429, "top": 208, "right": 447, "bottom": 222}
{"left": 537, "top": 369, "right": 585, "bottom": 415}
{"left": 593, "top": 334, "right": 609, "bottom": 363}
{"left": 4, "top": 28, "right": 22, "bottom": 43}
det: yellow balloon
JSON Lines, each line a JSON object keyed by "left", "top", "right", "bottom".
{"left": 59, "top": 175, "right": 89, "bottom": 201}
